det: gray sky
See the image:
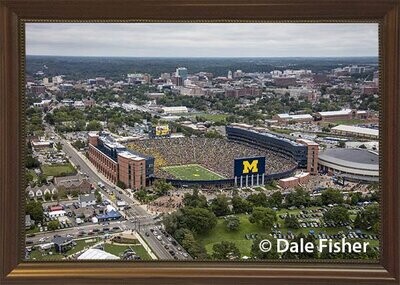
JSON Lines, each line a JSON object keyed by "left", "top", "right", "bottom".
{"left": 26, "top": 23, "right": 378, "bottom": 57}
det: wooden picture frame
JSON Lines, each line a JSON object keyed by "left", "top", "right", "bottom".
{"left": 0, "top": 0, "right": 399, "bottom": 284}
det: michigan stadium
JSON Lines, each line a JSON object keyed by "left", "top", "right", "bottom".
{"left": 125, "top": 124, "right": 313, "bottom": 187}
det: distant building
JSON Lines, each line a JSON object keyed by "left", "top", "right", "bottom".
{"left": 331, "top": 125, "right": 379, "bottom": 139}
{"left": 162, "top": 106, "right": 188, "bottom": 114}
{"left": 30, "top": 85, "right": 46, "bottom": 95}
{"left": 176, "top": 67, "right": 188, "bottom": 80}
{"left": 317, "top": 109, "right": 353, "bottom": 121}
{"left": 95, "top": 77, "right": 106, "bottom": 86}
{"left": 273, "top": 76, "right": 297, "bottom": 87}
{"left": 274, "top": 113, "right": 313, "bottom": 123}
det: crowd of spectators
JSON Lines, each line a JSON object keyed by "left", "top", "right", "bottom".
{"left": 129, "top": 138, "right": 297, "bottom": 179}
{"left": 147, "top": 194, "right": 184, "bottom": 214}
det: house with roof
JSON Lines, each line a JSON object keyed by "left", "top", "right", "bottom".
{"left": 26, "top": 183, "right": 57, "bottom": 199}
{"left": 52, "top": 236, "right": 73, "bottom": 253}
{"left": 78, "top": 193, "right": 96, "bottom": 208}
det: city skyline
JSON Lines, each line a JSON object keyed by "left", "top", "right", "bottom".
{"left": 26, "top": 23, "right": 378, "bottom": 57}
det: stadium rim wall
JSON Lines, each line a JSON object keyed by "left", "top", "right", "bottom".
{"left": 155, "top": 165, "right": 297, "bottom": 187}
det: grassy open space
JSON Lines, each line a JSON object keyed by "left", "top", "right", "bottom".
{"left": 197, "top": 214, "right": 263, "bottom": 256}
{"left": 320, "top": 118, "right": 365, "bottom": 126}
{"left": 29, "top": 169, "right": 38, "bottom": 181}
{"left": 191, "top": 113, "right": 228, "bottom": 123}
{"left": 162, "top": 164, "right": 225, "bottom": 181}
{"left": 41, "top": 163, "right": 76, "bottom": 177}
{"left": 104, "top": 243, "right": 152, "bottom": 260}
{"left": 197, "top": 208, "right": 379, "bottom": 257}
{"left": 28, "top": 238, "right": 100, "bottom": 261}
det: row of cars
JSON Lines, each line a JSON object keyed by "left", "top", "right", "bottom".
{"left": 146, "top": 227, "right": 189, "bottom": 259}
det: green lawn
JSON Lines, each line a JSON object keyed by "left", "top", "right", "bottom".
{"left": 104, "top": 243, "right": 152, "bottom": 260}
{"left": 198, "top": 214, "right": 264, "bottom": 256}
{"left": 197, "top": 209, "right": 379, "bottom": 257}
{"left": 29, "top": 169, "right": 38, "bottom": 181}
{"left": 192, "top": 113, "right": 228, "bottom": 123}
{"left": 28, "top": 238, "right": 100, "bottom": 261}
{"left": 41, "top": 163, "right": 76, "bottom": 177}
{"left": 321, "top": 119, "right": 365, "bottom": 126}
{"left": 162, "top": 164, "right": 225, "bottom": 180}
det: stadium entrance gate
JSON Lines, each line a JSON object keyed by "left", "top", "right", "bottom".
{"left": 234, "top": 173, "right": 265, "bottom": 188}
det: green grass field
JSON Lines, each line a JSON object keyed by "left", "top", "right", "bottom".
{"left": 103, "top": 244, "right": 152, "bottom": 260}
{"left": 197, "top": 209, "right": 379, "bottom": 257}
{"left": 191, "top": 113, "right": 228, "bottom": 123}
{"left": 162, "top": 164, "right": 225, "bottom": 181}
{"left": 41, "top": 163, "right": 76, "bottom": 177}
{"left": 29, "top": 238, "right": 100, "bottom": 261}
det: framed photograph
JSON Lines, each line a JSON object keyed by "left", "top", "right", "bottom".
{"left": 1, "top": 0, "right": 399, "bottom": 285}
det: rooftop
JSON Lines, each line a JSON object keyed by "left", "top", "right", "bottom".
{"left": 319, "top": 148, "right": 379, "bottom": 170}
{"left": 318, "top": 109, "right": 352, "bottom": 116}
{"left": 77, "top": 248, "right": 119, "bottom": 260}
{"left": 331, "top": 125, "right": 379, "bottom": 137}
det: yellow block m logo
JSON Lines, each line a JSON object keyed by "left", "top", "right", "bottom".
{"left": 242, "top": 160, "right": 259, "bottom": 174}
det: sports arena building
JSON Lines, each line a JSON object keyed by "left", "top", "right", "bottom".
{"left": 226, "top": 124, "right": 319, "bottom": 174}
{"left": 87, "top": 132, "right": 154, "bottom": 189}
{"left": 318, "top": 148, "right": 379, "bottom": 182}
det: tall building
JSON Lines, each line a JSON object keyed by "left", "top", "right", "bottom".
{"left": 296, "top": 139, "right": 319, "bottom": 175}
{"left": 175, "top": 67, "right": 188, "bottom": 80}
{"left": 87, "top": 133, "right": 154, "bottom": 189}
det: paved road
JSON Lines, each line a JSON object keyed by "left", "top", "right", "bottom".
{"left": 42, "top": 125, "right": 190, "bottom": 260}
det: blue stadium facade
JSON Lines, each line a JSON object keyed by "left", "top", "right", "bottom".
{"left": 225, "top": 125, "right": 308, "bottom": 168}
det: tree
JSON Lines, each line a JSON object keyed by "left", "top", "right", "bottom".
{"left": 181, "top": 207, "right": 217, "bottom": 234}
{"left": 183, "top": 189, "right": 207, "bottom": 208}
{"left": 251, "top": 236, "right": 279, "bottom": 259}
{"left": 26, "top": 155, "right": 40, "bottom": 169}
{"left": 163, "top": 210, "right": 184, "bottom": 235}
{"left": 47, "top": 220, "right": 60, "bottom": 231}
{"left": 116, "top": 180, "right": 126, "bottom": 189}
{"left": 354, "top": 204, "right": 380, "bottom": 232}
{"left": 285, "top": 187, "right": 311, "bottom": 208}
{"left": 282, "top": 233, "right": 318, "bottom": 259}
{"left": 231, "top": 195, "right": 252, "bottom": 214}
{"left": 26, "top": 201, "right": 44, "bottom": 222}
{"left": 247, "top": 192, "right": 269, "bottom": 207}
{"left": 248, "top": 207, "right": 277, "bottom": 230}
{"left": 86, "top": 120, "right": 103, "bottom": 131}
{"left": 224, "top": 215, "right": 240, "bottom": 231}
{"left": 338, "top": 141, "right": 346, "bottom": 148}
{"left": 284, "top": 214, "right": 300, "bottom": 229}
{"left": 94, "top": 189, "right": 102, "bottom": 203}
{"left": 181, "top": 230, "right": 208, "bottom": 259}
{"left": 348, "top": 192, "right": 363, "bottom": 205}
{"left": 323, "top": 206, "right": 349, "bottom": 224}
{"left": 153, "top": 179, "right": 173, "bottom": 196}
{"left": 212, "top": 241, "right": 240, "bottom": 260}
{"left": 52, "top": 192, "right": 59, "bottom": 202}
{"left": 210, "top": 195, "right": 230, "bottom": 217}
{"left": 268, "top": 191, "right": 283, "bottom": 209}
{"left": 44, "top": 192, "right": 52, "bottom": 201}
{"left": 321, "top": 188, "right": 344, "bottom": 205}
{"left": 55, "top": 142, "right": 63, "bottom": 152}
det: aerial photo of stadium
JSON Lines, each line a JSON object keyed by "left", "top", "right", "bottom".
{"left": 128, "top": 132, "right": 299, "bottom": 187}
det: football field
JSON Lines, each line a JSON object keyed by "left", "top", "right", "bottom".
{"left": 162, "top": 164, "right": 225, "bottom": 181}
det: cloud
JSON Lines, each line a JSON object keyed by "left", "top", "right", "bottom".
{"left": 26, "top": 23, "right": 378, "bottom": 57}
